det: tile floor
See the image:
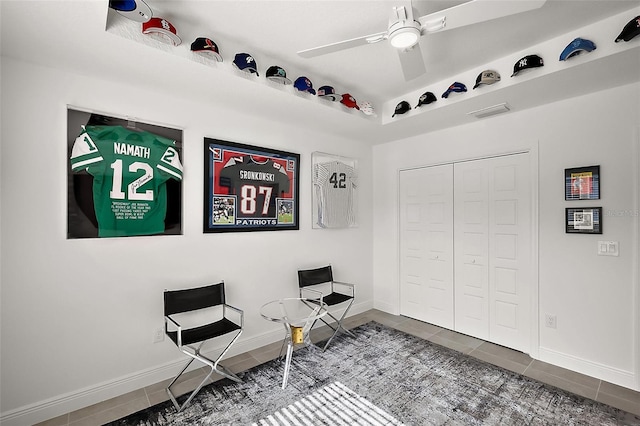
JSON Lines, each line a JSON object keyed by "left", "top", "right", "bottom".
{"left": 35, "top": 309, "right": 640, "bottom": 425}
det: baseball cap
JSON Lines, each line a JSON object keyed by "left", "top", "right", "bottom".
{"left": 473, "top": 70, "right": 501, "bottom": 89}
{"left": 233, "top": 53, "right": 259, "bottom": 76}
{"left": 317, "top": 85, "right": 341, "bottom": 101}
{"left": 415, "top": 91, "right": 437, "bottom": 107}
{"left": 559, "top": 38, "right": 596, "bottom": 61}
{"left": 266, "top": 66, "right": 292, "bottom": 84}
{"left": 294, "top": 77, "right": 316, "bottom": 95}
{"left": 392, "top": 100, "right": 411, "bottom": 117}
{"left": 190, "top": 37, "right": 222, "bottom": 61}
{"left": 142, "top": 17, "right": 181, "bottom": 46}
{"left": 109, "top": 0, "right": 152, "bottom": 22}
{"left": 340, "top": 93, "right": 359, "bottom": 110}
{"left": 511, "top": 54, "right": 544, "bottom": 77}
{"left": 441, "top": 82, "right": 467, "bottom": 99}
{"left": 359, "top": 101, "right": 375, "bottom": 116}
{"left": 615, "top": 16, "right": 640, "bottom": 42}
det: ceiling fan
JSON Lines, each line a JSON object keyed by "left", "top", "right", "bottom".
{"left": 297, "top": 0, "right": 547, "bottom": 81}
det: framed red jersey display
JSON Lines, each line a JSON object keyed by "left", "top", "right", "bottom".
{"left": 204, "top": 138, "right": 300, "bottom": 233}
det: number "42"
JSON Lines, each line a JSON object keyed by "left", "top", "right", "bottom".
{"left": 329, "top": 172, "right": 346, "bottom": 189}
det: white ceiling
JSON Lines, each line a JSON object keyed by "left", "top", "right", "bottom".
{"left": 1, "top": 1, "right": 639, "bottom": 144}
{"left": 142, "top": 0, "right": 636, "bottom": 103}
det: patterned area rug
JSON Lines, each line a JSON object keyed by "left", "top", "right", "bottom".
{"left": 108, "top": 322, "right": 639, "bottom": 425}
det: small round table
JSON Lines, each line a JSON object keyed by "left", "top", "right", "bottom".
{"left": 260, "top": 297, "right": 328, "bottom": 389}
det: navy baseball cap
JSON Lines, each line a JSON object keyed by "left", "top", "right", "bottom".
{"left": 559, "top": 38, "right": 596, "bottom": 61}
{"left": 191, "top": 37, "right": 222, "bottom": 61}
{"left": 233, "top": 53, "right": 258, "bottom": 76}
{"left": 615, "top": 16, "right": 640, "bottom": 42}
{"left": 317, "top": 85, "right": 341, "bottom": 101}
{"left": 294, "top": 76, "right": 316, "bottom": 95}
{"left": 441, "top": 82, "right": 467, "bottom": 99}
{"left": 511, "top": 54, "right": 544, "bottom": 76}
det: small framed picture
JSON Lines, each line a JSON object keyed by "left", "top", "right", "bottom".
{"left": 565, "top": 207, "right": 602, "bottom": 234}
{"left": 565, "top": 165, "right": 600, "bottom": 200}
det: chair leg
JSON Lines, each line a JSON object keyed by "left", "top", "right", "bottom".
{"left": 166, "top": 350, "right": 213, "bottom": 412}
{"left": 166, "top": 331, "right": 243, "bottom": 412}
{"left": 212, "top": 330, "right": 243, "bottom": 384}
{"left": 318, "top": 304, "right": 356, "bottom": 351}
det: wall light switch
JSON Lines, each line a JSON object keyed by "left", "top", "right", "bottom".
{"left": 597, "top": 241, "right": 619, "bottom": 256}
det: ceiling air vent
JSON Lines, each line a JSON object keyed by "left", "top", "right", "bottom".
{"left": 467, "top": 103, "right": 510, "bottom": 119}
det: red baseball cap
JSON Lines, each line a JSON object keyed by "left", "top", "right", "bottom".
{"left": 340, "top": 93, "right": 359, "bottom": 110}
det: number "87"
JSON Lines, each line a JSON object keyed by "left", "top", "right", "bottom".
{"left": 240, "top": 184, "right": 273, "bottom": 214}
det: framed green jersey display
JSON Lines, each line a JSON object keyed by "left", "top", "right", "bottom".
{"left": 67, "top": 107, "right": 183, "bottom": 238}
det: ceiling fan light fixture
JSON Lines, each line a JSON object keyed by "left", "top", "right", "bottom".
{"left": 389, "top": 24, "right": 421, "bottom": 49}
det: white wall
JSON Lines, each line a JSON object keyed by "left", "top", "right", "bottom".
{"left": 373, "top": 82, "right": 640, "bottom": 390}
{"left": 0, "top": 57, "right": 374, "bottom": 423}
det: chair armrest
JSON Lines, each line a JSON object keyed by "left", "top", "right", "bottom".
{"left": 224, "top": 304, "right": 244, "bottom": 328}
{"left": 332, "top": 281, "right": 355, "bottom": 297}
{"left": 165, "top": 315, "right": 183, "bottom": 346}
{"left": 300, "top": 287, "right": 324, "bottom": 304}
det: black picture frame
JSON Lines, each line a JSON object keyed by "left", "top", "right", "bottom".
{"left": 67, "top": 108, "right": 183, "bottom": 239}
{"left": 565, "top": 207, "right": 602, "bottom": 234}
{"left": 204, "top": 138, "right": 300, "bottom": 233}
{"left": 565, "top": 165, "right": 600, "bottom": 200}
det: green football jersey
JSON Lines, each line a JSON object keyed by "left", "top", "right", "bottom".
{"left": 70, "top": 125, "right": 183, "bottom": 237}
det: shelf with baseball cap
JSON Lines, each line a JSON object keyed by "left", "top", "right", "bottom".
{"left": 106, "top": 2, "right": 378, "bottom": 121}
{"left": 383, "top": 7, "right": 640, "bottom": 125}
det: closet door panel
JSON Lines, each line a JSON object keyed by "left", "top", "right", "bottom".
{"left": 400, "top": 165, "right": 454, "bottom": 328}
{"left": 454, "top": 163, "right": 490, "bottom": 340}
{"left": 488, "top": 155, "right": 531, "bottom": 352}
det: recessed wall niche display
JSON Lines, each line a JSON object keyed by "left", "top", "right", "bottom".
{"left": 67, "top": 108, "right": 183, "bottom": 239}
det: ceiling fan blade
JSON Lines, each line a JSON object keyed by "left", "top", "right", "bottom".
{"left": 297, "top": 31, "right": 388, "bottom": 58}
{"left": 398, "top": 46, "right": 426, "bottom": 81}
{"left": 418, "top": 0, "right": 546, "bottom": 33}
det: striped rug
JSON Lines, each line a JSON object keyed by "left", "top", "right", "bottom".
{"left": 251, "top": 381, "right": 403, "bottom": 426}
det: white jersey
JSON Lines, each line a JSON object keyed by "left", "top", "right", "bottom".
{"left": 313, "top": 161, "right": 358, "bottom": 228}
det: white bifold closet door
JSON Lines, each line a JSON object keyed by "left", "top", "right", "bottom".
{"left": 454, "top": 153, "right": 531, "bottom": 352}
{"left": 400, "top": 153, "right": 531, "bottom": 353}
{"left": 399, "top": 164, "right": 454, "bottom": 329}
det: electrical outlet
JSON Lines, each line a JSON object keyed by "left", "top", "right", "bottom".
{"left": 153, "top": 327, "right": 165, "bottom": 343}
{"left": 544, "top": 314, "right": 557, "bottom": 329}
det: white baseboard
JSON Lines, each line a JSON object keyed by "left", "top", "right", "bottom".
{"left": 538, "top": 346, "right": 639, "bottom": 391}
{"left": 0, "top": 301, "right": 374, "bottom": 426}
{"left": 0, "top": 326, "right": 285, "bottom": 426}
{"left": 372, "top": 300, "right": 399, "bottom": 315}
